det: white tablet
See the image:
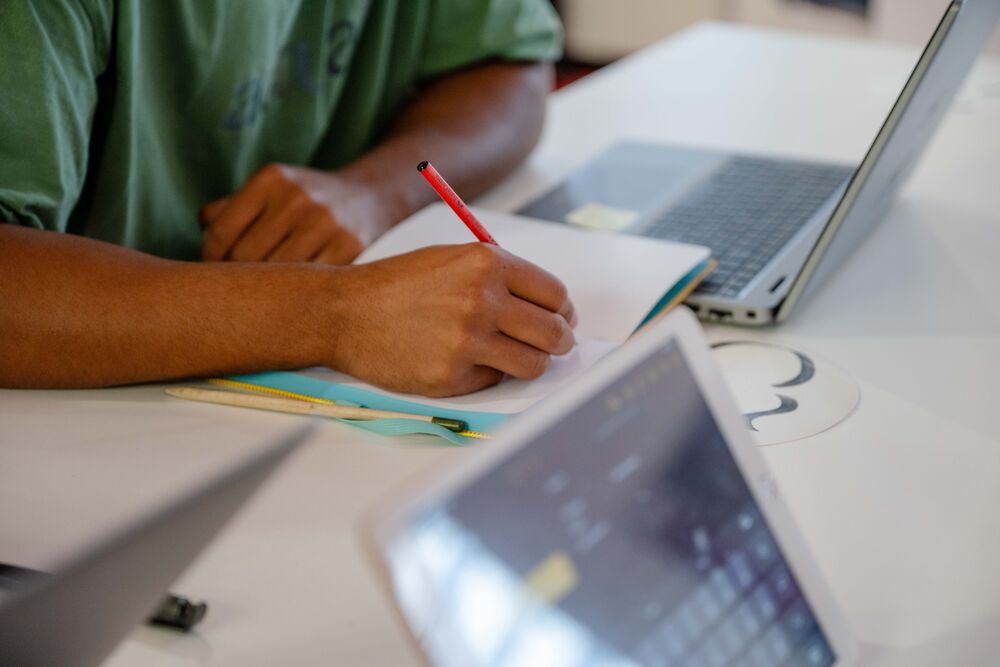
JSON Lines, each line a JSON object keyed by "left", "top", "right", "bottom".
{"left": 362, "top": 307, "right": 858, "bottom": 667}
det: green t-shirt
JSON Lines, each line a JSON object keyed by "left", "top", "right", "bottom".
{"left": 0, "top": 0, "right": 561, "bottom": 259}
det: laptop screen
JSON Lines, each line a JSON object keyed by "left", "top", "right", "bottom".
{"left": 385, "top": 340, "right": 837, "bottom": 667}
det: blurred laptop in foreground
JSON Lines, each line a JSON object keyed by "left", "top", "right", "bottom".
{"left": 364, "top": 309, "right": 859, "bottom": 666}
{"left": 0, "top": 426, "right": 310, "bottom": 667}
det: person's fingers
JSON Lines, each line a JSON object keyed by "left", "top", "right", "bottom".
{"left": 228, "top": 204, "right": 300, "bottom": 262}
{"left": 311, "top": 237, "right": 362, "bottom": 265}
{"left": 199, "top": 197, "right": 231, "bottom": 227}
{"left": 310, "top": 223, "right": 365, "bottom": 264}
{"left": 497, "top": 297, "right": 575, "bottom": 355}
{"left": 266, "top": 218, "right": 336, "bottom": 262}
{"left": 477, "top": 332, "right": 551, "bottom": 381}
{"left": 502, "top": 253, "right": 576, "bottom": 324}
{"left": 201, "top": 188, "right": 269, "bottom": 260}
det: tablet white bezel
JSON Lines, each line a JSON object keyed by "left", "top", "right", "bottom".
{"left": 361, "top": 307, "right": 859, "bottom": 666}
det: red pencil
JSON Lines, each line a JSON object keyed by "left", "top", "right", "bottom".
{"left": 417, "top": 161, "right": 499, "bottom": 245}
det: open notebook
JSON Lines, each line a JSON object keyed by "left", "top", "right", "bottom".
{"left": 231, "top": 205, "right": 711, "bottom": 441}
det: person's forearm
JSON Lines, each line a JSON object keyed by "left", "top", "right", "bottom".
{"left": 0, "top": 225, "right": 339, "bottom": 388}
{"left": 338, "top": 61, "right": 553, "bottom": 234}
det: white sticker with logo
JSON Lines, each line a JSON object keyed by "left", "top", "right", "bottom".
{"left": 711, "top": 341, "right": 860, "bottom": 446}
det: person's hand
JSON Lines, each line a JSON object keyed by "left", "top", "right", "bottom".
{"left": 200, "top": 164, "right": 390, "bottom": 265}
{"left": 327, "top": 243, "right": 578, "bottom": 397}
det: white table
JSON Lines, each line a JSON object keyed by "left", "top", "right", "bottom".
{"left": 1, "top": 22, "right": 998, "bottom": 666}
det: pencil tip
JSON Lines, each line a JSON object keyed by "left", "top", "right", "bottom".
{"left": 416, "top": 161, "right": 428, "bottom": 172}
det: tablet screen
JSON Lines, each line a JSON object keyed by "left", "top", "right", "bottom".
{"left": 385, "top": 340, "right": 836, "bottom": 667}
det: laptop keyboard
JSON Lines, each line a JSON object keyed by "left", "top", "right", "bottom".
{"left": 644, "top": 157, "right": 853, "bottom": 298}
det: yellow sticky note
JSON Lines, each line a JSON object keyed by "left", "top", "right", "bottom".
{"left": 565, "top": 202, "right": 639, "bottom": 231}
{"left": 523, "top": 551, "right": 579, "bottom": 603}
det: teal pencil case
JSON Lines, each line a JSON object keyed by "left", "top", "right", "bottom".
{"left": 227, "top": 371, "right": 511, "bottom": 445}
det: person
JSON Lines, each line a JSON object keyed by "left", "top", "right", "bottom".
{"left": 0, "top": 0, "right": 577, "bottom": 397}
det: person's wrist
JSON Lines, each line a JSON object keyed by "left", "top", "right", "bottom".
{"left": 297, "top": 263, "right": 359, "bottom": 372}
{"left": 335, "top": 153, "right": 422, "bottom": 238}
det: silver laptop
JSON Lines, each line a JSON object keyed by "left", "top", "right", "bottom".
{"left": 519, "top": 0, "right": 1000, "bottom": 326}
{"left": 0, "top": 425, "right": 311, "bottom": 667}
{"left": 363, "top": 308, "right": 860, "bottom": 666}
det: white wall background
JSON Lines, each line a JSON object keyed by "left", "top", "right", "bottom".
{"left": 560, "top": 0, "right": 1000, "bottom": 62}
